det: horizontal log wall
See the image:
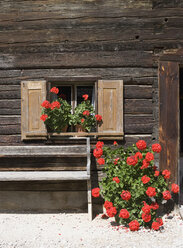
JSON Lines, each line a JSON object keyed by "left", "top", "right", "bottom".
{"left": 0, "top": 0, "right": 182, "bottom": 212}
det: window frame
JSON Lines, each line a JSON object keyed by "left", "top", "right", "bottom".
{"left": 47, "top": 78, "right": 98, "bottom": 134}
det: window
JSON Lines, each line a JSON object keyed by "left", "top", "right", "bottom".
{"left": 49, "top": 82, "right": 95, "bottom": 111}
{"left": 21, "top": 79, "right": 123, "bottom": 140}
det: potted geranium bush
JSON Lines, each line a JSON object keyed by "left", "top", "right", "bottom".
{"left": 72, "top": 94, "right": 103, "bottom": 132}
{"left": 40, "top": 87, "right": 72, "bottom": 133}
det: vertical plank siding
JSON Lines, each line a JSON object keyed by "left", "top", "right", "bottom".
{"left": 159, "top": 61, "right": 179, "bottom": 183}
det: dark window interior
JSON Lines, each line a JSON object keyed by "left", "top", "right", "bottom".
{"left": 77, "top": 86, "right": 94, "bottom": 105}
{"left": 57, "top": 86, "right": 72, "bottom": 105}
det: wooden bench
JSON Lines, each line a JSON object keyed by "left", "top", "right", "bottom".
{"left": 0, "top": 137, "right": 92, "bottom": 220}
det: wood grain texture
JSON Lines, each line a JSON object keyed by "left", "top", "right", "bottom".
{"left": 0, "top": 145, "right": 87, "bottom": 157}
{"left": 159, "top": 61, "right": 179, "bottom": 183}
{"left": 21, "top": 80, "right": 47, "bottom": 140}
{"left": 0, "top": 171, "right": 90, "bottom": 181}
{"left": 0, "top": 181, "right": 87, "bottom": 191}
{"left": 98, "top": 80, "right": 123, "bottom": 134}
{"left": 0, "top": 190, "right": 88, "bottom": 212}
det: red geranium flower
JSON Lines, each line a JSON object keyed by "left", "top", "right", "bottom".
{"left": 127, "top": 156, "right": 138, "bottom": 166}
{"left": 150, "top": 202, "right": 159, "bottom": 210}
{"left": 162, "top": 169, "right": 171, "bottom": 179}
{"left": 82, "top": 94, "right": 88, "bottom": 100}
{"left": 93, "top": 148, "right": 103, "bottom": 158}
{"left": 140, "top": 159, "right": 149, "bottom": 169}
{"left": 40, "top": 114, "right": 48, "bottom": 122}
{"left": 142, "top": 202, "right": 151, "bottom": 214}
{"left": 97, "top": 158, "right": 105, "bottom": 165}
{"left": 146, "top": 187, "right": 156, "bottom": 197}
{"left": 141, "top": 175, "right": 150, "bottom": 184}
{"left": 171, "top": 183, "right": 179, "bottom": 194}
{"left": 92, "top": 187, "right": 100, "bottom": 198}
{"left": 114, "top": 157, "right": 120, "bottom": 165}
{"left": 142, "top": 213, "right": 151, "bottom": 222}
{"left": 113, "top": 141, "right": 118, "bottom": 146}
{"left": 145, "top": 152, "right": 154, "bottom": 162}
{"left": 95, "top": 141, "right": 104, "bottom": 149}
{"left": 83, "top": 110, "right": 90, "bottom": 116}
{"left": 51, "top": 101, "right": 61, "bottom": 110}
{"left": 156, "top": 218, "right": 163, "bottom": 226}
{"left": 119, "top": 209, "right": 130, "bottom": 219}
{"left": 121, "top": 190, "right": 131, "bottom": 201}
{"left": 106, "top": 206, "right": 117, "bottom": 217}
{"left": 104, "top": 201, "right": 113, "bottom": 210}
{"left": 81, "top": 118, "right": 85, "bottom": 123}
{"left": 129, "top": 220, "right": 140, "bottom": 231}
{"left": 153, "top": 165, "right": 158, "bottom": 170}
{"left": 95, "top": 114, "right": 102, "bottom": 122}
{"left": 162, "top": 190, "right": 171, "bottom": 200}
{"left": 152, "top": 221, "right": 160, "bottom": 231}
{"left": 152, "top": 143, "right": 162, "bottom": 153}
{"left": 113, "top": 177, "right": 120, "bottom": 183}
{"left": 154, "top": 171, "right": 160, "bottom": 177}
{"left": 135, "top": 152, "right": 143, "bottom": 160}
{"left": 136, "top": 140, "right": 147, "bottom": 150}
{"left": 50, "top": 87, "right": 59, "bottom": 94}
{"left": 41, "top": 100, "right": 51, "bottom": 109}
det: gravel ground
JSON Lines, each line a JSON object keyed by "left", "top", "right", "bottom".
{"left": 0, "top": 211, "right": 183, "bottom": 248}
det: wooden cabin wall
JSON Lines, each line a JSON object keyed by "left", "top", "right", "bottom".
{"left": 0, "top": 0, "right": 183, "bottom": 212}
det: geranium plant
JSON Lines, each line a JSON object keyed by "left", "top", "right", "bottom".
{"left": 92, "top": 140, "right": 179, "bottom": 231}
{"left": 40, "top": 87, "right": 72, "bottom": 133}
{"left": 71, "top": 94, "right": 102, "bottom": 132}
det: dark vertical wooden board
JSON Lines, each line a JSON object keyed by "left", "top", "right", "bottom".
{"left": 159, "top": 61, "right": 179, "bottom": 183}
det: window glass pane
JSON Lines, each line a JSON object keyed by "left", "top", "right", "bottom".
{"left": 56, "top": 86, "right": 72, "bottom": 105}
{"left": 77, "top": 86, "right": 94, "bottom": 105}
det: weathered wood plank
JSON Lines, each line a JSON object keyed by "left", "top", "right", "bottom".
{"left": 0, "top": 116, "right": 20, "bottom": 125}
{"left": 0, "top": 125, "right": 20, "bottom": 135}
{"left": 125, "top": 115, "right": 154, "bottom": 133}
{"left": 0, "top": 0, "right": 152, "bottom": 14}
{"left": 159, "top": 61, "right": 179, "bottom": 183}
{"left": 0, "top": 28, "right": 150, "bottom": 45}
{"left": 0, "top": 145, "right": 87, "bottom": 157}
{"left": 124, "top": 85, "right": 152, "bottom": 99}
{"left": 152, "top": 0, "right": 182, "bottom": 9}
{"left": 0, "top": 51, "right": 154, "bottom": 69}
{"left": 0, "top": 190, "right": 87, "bottom": 212}
{"left": 0, "top": 171, "right": 90, "bottom": 181}
{"left": 125, "top": 99, "right": 152, "bottom": 114}
{"left": 0, "top": 157, "right": 87, "bottom": 171}
{"left": 1, "top": 6, "right": 183, "bottom": 20}
{"left": 0, "top": 74, "right": 155, "bottom": 86}
{"left": 0, "top": 99, "right": 21, "bottom": 109}
{"left": 0, "top": 181, "right": 87, "bottom": 191}
{"left": 21, "top": 68, "right": 157, "bottom": 79}
{"left": 0, "top": 70, "right": 21, "bottom": 78}
{"left": 0, "top": 85, "right": 20, "bottom": 99}
{"left": 0, "top": 135, "right": 21, "bottom": 144}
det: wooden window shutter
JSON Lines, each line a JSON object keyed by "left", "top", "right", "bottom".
{"left": 98, "top": 80, "right": 123, "bottom": 140}
{"left": 21, "top": 80, "right": 47, "bottom": 140}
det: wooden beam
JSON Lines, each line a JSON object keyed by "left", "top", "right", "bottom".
{"left": 0, "top": 145, "right": 87, "bottom": 157}
{"left": 0, "top": 171, "right": 90, "bottom": 181}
